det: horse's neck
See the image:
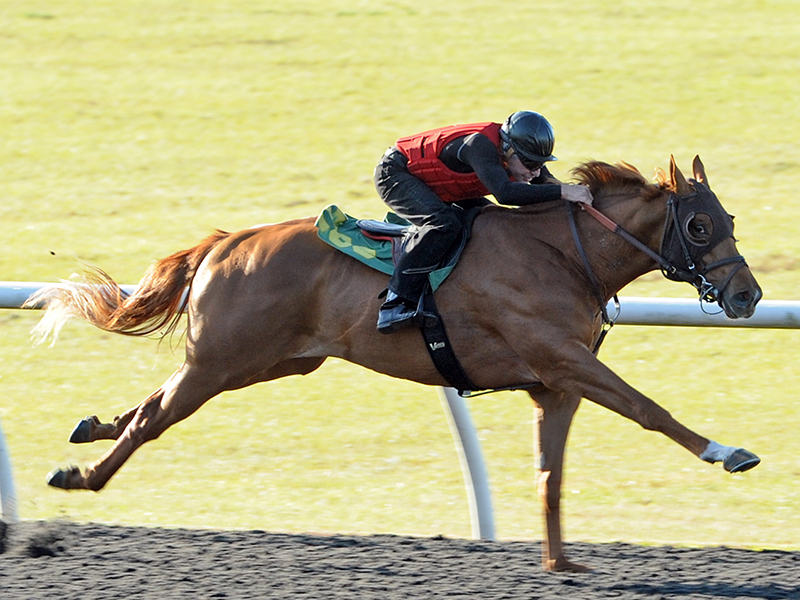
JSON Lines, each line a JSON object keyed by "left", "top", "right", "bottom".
{"left": 474, "top": 195, "right": 667, "bottom": 301}
{"left": 585, "top": 191, "right": 669, "bottom": 295}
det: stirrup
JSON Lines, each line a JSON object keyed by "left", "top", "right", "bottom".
{"left": 377, "top": 292, "right": 416, "bottom": 334}
{"left": 412, "top": 292, "right": 439, "bottom": 328}
{"left": 377, "top": 292, "right": 438, "bottom": 333}
{"left": 377, "top": 304, "right": 416, "bottom": 333}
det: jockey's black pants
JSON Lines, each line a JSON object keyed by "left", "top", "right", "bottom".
{"left": 373, "top": 148, "right": 463, "bottom": 302}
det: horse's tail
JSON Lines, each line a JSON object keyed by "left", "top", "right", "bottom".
{"left": 26, "top": 230, "right": 231, "bottom": 345}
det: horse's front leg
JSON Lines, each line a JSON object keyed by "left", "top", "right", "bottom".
{"left": 545, "top": 342, "right": 759, "bottom": 472}
{"left": 529, "top": 388, "right": 589, "bottom": 573}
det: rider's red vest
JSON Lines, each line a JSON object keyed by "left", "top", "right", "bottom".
{"left": 395, "top": 122, "right": 502, "bottom": 202}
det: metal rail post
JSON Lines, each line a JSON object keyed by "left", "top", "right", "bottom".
{"left": 0, "top": 418, "right": 19, "bottom": 523}
{"left": 439, "top": 387, "right": 495, "bottom": 540}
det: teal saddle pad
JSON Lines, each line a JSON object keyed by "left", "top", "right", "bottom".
{"left": 314, "top": 204, "right": 456, "bottom": 291}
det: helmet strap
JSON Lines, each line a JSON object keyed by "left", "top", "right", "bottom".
{"left": 500, "top": 147, "right": 514, "bottom": 169}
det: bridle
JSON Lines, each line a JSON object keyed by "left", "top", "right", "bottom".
{"left": 568, "top": 182, "right": 748, "bottom": 352}
{"left": 657, "top": 187, "right": 747, "bottom": 304}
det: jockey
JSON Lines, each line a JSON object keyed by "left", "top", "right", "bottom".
{"left": 374, "top": 110, "right": 593, "bottom": 334}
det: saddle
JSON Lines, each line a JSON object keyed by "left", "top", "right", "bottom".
{"left": 315, "top": 199, "right": 487, "bottom": 291}
{"left": 315, "top": 200, "right": 488, "bottom": 394}
{"left": 354, "top": 218, "right": 409, "bottom": 267}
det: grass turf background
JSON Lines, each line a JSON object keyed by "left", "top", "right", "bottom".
{"left": 1, "top": 0, "right": 799, "bottom": 547}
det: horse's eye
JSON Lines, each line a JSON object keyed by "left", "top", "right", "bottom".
{"left": 686, "top": 216, "right": 712, "bottom": 244}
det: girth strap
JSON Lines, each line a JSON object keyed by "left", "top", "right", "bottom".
{"left": 418, "top": 289, "right": 478, "bottom": 394}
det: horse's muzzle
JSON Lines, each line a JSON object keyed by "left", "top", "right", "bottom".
{"left": 721, "top": 285, "right": 762, "bottom": 319}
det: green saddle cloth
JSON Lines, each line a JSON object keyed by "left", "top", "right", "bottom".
{"left": 314, "top": 204, "right": 456, "bottom": 291}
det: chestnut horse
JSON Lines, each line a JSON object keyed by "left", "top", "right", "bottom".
{"left": 28, "top": 156, "right": 762, "bottom": 572}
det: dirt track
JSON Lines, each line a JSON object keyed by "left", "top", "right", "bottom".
{"left": 1, "top": 520, "right": 798, "bottom": 599}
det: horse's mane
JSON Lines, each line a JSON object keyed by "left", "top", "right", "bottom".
{"left": 572, "top": 161, "right": 667, "bottom": 203}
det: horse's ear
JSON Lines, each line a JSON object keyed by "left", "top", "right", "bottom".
{"left": 692, "top": 155, "right": 709, "bottom": 186}
{"left": 670, "top": 155, "right": 692, "bottom": 195}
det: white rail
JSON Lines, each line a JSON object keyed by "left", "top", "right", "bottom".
{"left": 610, "top": 297, "right": 800, "bottom": 329}
{"left": 439, "top": 388, "right": 495, "bottom": 540}
{"left": 0, "top": 418, "right": 18, "bottom": 522}
{"left": 4, "top": 281, "right": 799, "bottom": 328}
{"left": 0, "top": 281, "right": 138, "bottom": 309}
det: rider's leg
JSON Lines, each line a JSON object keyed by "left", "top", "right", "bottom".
{"left": 374, "top": 154, "right": 461, "bottom": 332}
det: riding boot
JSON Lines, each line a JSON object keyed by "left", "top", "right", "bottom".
{"left": 377, "top": 290, "right": 440, "bottom": 334}
{"left": 377, "top": 291, "right": 418, "bottom": 334}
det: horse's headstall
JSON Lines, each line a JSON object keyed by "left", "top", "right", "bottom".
{"left": 659, "top": 181, "right": 735, "bottom": 287}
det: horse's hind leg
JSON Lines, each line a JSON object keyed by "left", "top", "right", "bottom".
{"left": 47, "top": 357, "right": 326, "bottom": 491}
{"left": 47, "top": 363, "right": 224, "bottom": 491}
{"left": 65, "top": 357, "right": 310, "bottom": 444}
{"left": 68, "top": 406, "right": 142, "bottom": 444}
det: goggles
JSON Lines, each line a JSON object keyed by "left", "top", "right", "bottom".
{"left": 504, "top": 146, "right": 542, "bottom": 171}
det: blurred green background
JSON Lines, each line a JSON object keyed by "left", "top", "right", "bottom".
{"left": 1, "top": 0, "right": 798, "bottom": 548}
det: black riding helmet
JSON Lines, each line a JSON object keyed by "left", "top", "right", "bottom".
{"left": 499, "top": 111, "right": 557, "bottom": 163}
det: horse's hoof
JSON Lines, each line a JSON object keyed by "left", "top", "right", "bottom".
{"left": 724, "top": 448, "right": 761, "bottom": 473}
{"left": 46, "top": 467, "right": 69, "bottom": 489}
{"left": 68, "top": 416, "right": 98, "bottom": 444}
{"left": 46, "top": 466, "right": 82, "bottom": 489}
{"left": 545, "top": 558, "right": 592, "bottom": 573}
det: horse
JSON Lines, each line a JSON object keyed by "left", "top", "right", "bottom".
{"left": 27, "top": 156, "right": 762, "bottom": 572}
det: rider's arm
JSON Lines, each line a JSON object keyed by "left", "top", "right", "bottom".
{"left": 455, "top": 133, "right": 562, "bottom": 206}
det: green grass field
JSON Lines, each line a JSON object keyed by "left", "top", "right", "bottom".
{"left": 2, "top": 0, "right": 799, "bottom": 548}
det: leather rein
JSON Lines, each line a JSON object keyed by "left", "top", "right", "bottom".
{"left": 568, "top": 192, "right": 747, "bottom": 353}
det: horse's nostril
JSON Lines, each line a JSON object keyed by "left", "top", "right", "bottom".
{"left": 733, "top": 289, "right": 757, "bottom": 307}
